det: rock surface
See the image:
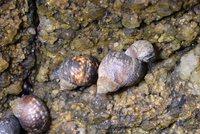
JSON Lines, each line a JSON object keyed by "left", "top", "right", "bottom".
{"left": 0, "top": 0, "right": 200, "bottom": 133}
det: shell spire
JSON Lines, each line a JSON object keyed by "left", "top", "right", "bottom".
{"left": 10, "top": 98, "right": 23, "bottom": 118}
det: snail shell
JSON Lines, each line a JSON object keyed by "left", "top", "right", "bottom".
{"left": 10, "top": 95, "right": 50, "bottom": 133}
{"left": 0, "top": 115, "right": 21, "bottom": 134}
{"left": 125, "top": 40, "right": 155, "bottom": 62}
{"left": 97, "top": 52, "right": 146, "bottom": 94}
{"left": 58, "top": 55, "right": 99, "bottom": 90}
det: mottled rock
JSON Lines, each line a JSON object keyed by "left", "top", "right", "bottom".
{"left": 0, "top": 0, "right": 36, "bottom": 101}
{"left": 122, "top": 13, "right": 142, "bottom": 29}
{"left": 178, "top": 45, "right": 200, "bottom": 81}
{"left": 0, "top": 0, "right": 200, "bottom": 133}
{"left": 4, "top": 81, "right": 22, "bottom": 95}
{"left": 0, "top": 53, "right": 9, "bottom": 73}
{"left": 21, "top": 55, "right": 35, "bottom": 70}
{"left": 0, "top": 71, "right": 11, "bottom": 88}
{"left": 36, "top": 61, "right": 50, "bottom": 82}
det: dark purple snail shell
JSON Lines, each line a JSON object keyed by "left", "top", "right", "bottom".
{"left": 0, "top": 115, "right": 21, "bottom": 134}
{"left": 10, "top": 95, "right": 50, "bottom": 133}
{"left": 58, "top": 55, "right": 99, "bottom": 90}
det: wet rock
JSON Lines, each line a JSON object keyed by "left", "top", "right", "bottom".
{"left": 1, "top": 0, "right": 200, "bottom": 133}
{"left": 178, "top": 44, "right": 200, "bottom": 81}
{"left": 4, "top": 81, "right": 23, "bottom": 95}
{"left": 122, "top": 13, "right": 142, "bottom": 29}
{"left": 91, "top": 94, "right": 110, "bottom": 122}
{"left": 21, "top": 55, "right": 35, "bottom": 70}
{"left": 0, "top": 53, "right": 9, "bottom": 73}
{"left": 191, "top": 66, "right": 200, "bottom": 86}
{"left": 36, "top": 60, "right": 50, "bottom": 82}
{"left": 0, "top": 81, "right": 23, "bottom": 99}
{"left": 0, "top": 71, "right": 11, "bottom": 88}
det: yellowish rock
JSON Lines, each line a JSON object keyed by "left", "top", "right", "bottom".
{"left": 4, "top": 81, "right": 22, "bottom": 95}
{"left": 0, "top": 53, "right": 9, "bottom": 73}
{"left": 36, "top": 66, "right": 49, "bottom": 82}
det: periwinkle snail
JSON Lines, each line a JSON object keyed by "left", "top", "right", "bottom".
{"left": 0, "top": 115, "right": 21, "bottom": 134}
{"left": 97, "top": 40, "right": 155, "bottom": 94}
{"left": 10, "top": 95, "right": 50, "bottom": 133}
{"left": 54, "top": 55, "right": 99, "bottom": 91}
{"left": 125, "top": 40, "right": 155, "bottom": 62}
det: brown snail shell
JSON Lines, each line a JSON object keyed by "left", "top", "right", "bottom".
{"left": 125, "top": 40, "right": 155, "bottom": 62}
{"left": 97, "top": 52, "right": 146, "bottom": 94}
{"left": 58, "top": 55, "right": 99, "bottom": 90}
{"left": 0, "top": 115, "right": 21, "bottom": 134}
{"left": 10, "top": 95, "right": 50, "bottom": 133}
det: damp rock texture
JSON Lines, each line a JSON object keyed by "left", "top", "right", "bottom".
{"left": 0, "top": 0, "right": 36, "bottom": 114}
{"left": 1, "top": 0, "right": 200, "bottom": 133}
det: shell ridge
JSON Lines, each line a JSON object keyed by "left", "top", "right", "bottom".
{"left": 81, "top": 57, "right": 87, "bottom": 85}
{"left": 123, "top": 58, "right": 144, "bottom": 86}
{"left": 105, "top": 53, "right": 114, "bottom": 80}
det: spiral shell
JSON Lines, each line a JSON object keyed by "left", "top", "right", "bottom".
{"left": 125, "top": 40, "right": 155, "bottom": 62}
{"left": 58, "top": 55, "right": 99, "bottom": 90}
{"left": 10, "top": 95, "right": 50, "bottom": 133}
{"left": 0, "top": 115, "right": 21, "bottom": 134}
{"left": 97, "top": 52, "right": 146, "bottom": 94}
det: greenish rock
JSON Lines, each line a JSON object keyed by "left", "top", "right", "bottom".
{"left": 122, "top": 13, "right": 142, "bottom": 29}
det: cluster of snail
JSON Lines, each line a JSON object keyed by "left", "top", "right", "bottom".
{"left": 0, "top": 40, "right": 155, "bottom": 133}
{"left": 55, "top": 40, "right": 155, "bottom": 94}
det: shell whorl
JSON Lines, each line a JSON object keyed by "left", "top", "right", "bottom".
{"left": 10, "top": 98, "right": 23, "bottom": 118}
